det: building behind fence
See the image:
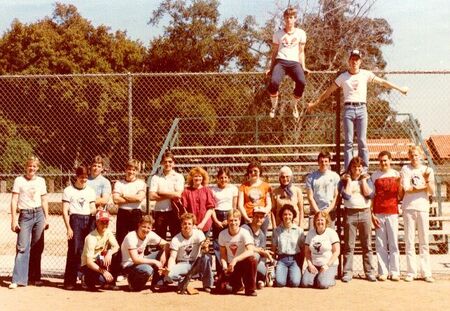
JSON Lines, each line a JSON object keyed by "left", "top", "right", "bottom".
{"left": 1, "top": 71, "right": 449, "bottom": 277}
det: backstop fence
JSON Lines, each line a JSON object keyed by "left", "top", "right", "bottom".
{"left": 0, "top": 71, "right": 449, "bottom": 277}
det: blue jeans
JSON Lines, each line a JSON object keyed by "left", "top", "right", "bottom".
{"left": 167, "top": 254, "right": 214, "bottom": 288}
{"left": 126, "top": 264, "right": 155, "bottom": 291}
{"left": 268, "top": 59, "right": 306, "bottom": 98}
{"left": 301, "top": 265, "right": 337, "bottom": 289}
{"left": 275, "top": 254, "right": 301, "bottom": 287}
{"left": 343, "top": 208, "right": 375, "bottom": 276}
{"left": 343, "top": 105, "right": 368, "bottom": 170}
{"left": 254, "top": 253, "right": 268, "bottom": 282}
{"left": 12, "top": 207, "right": 45, "bottom": 285}
{"left": 64, "top": 214, "right": 91, "bottom": 286}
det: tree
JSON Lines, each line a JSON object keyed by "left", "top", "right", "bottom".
{"left": 0, "top": 2, "right": 146, "bottom": 74}
{"left": 146, "top": 0, "right": 263, "bottom": 72}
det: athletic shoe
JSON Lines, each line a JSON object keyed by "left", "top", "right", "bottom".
{"left": 341, "top": 274, "right": 352, "bottom": 283}
{"left": 203, "top": 287, "right": 212, "bottom": 293}
{"left": 245, "top": 290, "right": 257, "bottom": 297}
{"left": 257, "top": 280, "right": 265, "bottom": 290}
{"left": 269, "top": 108, "right": 276, "bottom": 118}
{"left": 116, "top": 275, "right": 125, "bottom": 282}
{"left": 292, "top": 105, "right": 299, "bottom": 119}
{"left": 390, "top": 275, "right": 400, "bottom": 281}
{"left": 8, "top": 283, "right": 18, "bottom": 289}
{"left": 404, "top": 275, "right": 414, "bottom": 282}
{"left": 378, "top": 275, "right": 388, "bottom": 281}
{"left": 424, "top": 277, "right": 435, "bottom": 283}
{"left": 366, "top": 274, "right": 377, "bottom": 282}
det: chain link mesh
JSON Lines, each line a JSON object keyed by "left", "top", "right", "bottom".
{"left": 1, "top": 71, "right": 449, "bottom": 277}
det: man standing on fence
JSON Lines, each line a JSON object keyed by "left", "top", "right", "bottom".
{"left": 305, "top": 151, "right": 340, "bottom": 227}
{"left": 266, "top": 6, "right": 309, "bottom": 119}
{"left": 308, "top": 49, "right": 408, "bottom": 171}
{"left": 149, "top": 151, "right": 185, "bottom": 239}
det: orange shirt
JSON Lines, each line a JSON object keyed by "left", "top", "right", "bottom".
{"left": 239, "top": 181, "right": 271, "bottom": 217}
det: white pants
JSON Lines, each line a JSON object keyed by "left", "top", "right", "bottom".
{"left": 403, "top": 209, "right": 432, "bottom": 277}
{"left": 374, "top": 214, "right": 400, "bottom": 276}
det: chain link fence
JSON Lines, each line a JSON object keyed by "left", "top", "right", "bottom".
{"left": 1, "top": 71, "right": 449, "bottom": 277}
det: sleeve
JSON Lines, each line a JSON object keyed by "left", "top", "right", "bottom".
{"left": 197, "top": 230, "right": 206, "bottom": 242}
{"left": 39, "top": 177, "right": 48, "bottom": 195}
{"left": 170, "top": 236, "right": 179, "bottom": 251}
{"left": 365, "top": 179, "right": 375, "bottom": 199}
{"left": 367, "top": 70, "right": 376, "bottom": 82}
{"left": 62, "top": 187, "right": 70, "bottom": 203}
{"left": 243, "top": 230, "right": 254, "bottom": 246}
{"left": 12, "top": 177, "right": 21, "bottom": 194}
{"left": 299, "top": 28, "right": 307, "bottom": 44}
{"left": 338, "top": 180, "right": 351, "bottom": 200}
{"left": 272, "top": 31, "right": 279, "bottom": 44}
{"left": 108, "top": 231, "right": 120, "bottom": 251}
{"left": 305, "top": 173, "right": 313, "bottom": 190}
{"left": 113, "top": 180, "right": 123, "bottom": 194}
{"left": 103, "top": 178, "right": 112, "bottom": 196}
{"left": 400, "top": 166, "right": 411, "bottom": 190}
{"left": 138, "top": 180, "right": 146, "bottom": 193}
{"left": 123, "top": 233, "right": 135, "bottom": 250}
{"left": 174, "top": 174, "right": 185, "bottom": 192}
{"left": 330, "top": 229, "right": 340, "bottom": 244}
{"left": 232, "top": 185, "right": 238, "bottom": 197}
{"left": 84, "top": 235, "right": 96, "bottom": 260}
{"left": 218, "top": 231, "right": 225, "bottom": 247}
{"left": 334, "top": 73, "right": 343, "bottom": 88}
{"left": 260, "top": 232, "right": 267, "bottom": 248}
{"left": 181, "top": 189, "right": 189, "bottom": 209}
{"left": 205, "top": 188, "right": 216, "bottom": 209}
{"left": 89, "top": 188, "right": 96, "bottom": 203}
{"left": 149, "top": 175, "right": 158, "bottom": 192}
{"left": 147, "top": 231, "right": 163, "bottom": 246}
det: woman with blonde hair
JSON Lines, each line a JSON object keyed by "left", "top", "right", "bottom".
{"left": 182, "top": 167, "right": 215, "bottom": 234}
{"left": 9, "top": 156, "right": 49, "bottom": 289}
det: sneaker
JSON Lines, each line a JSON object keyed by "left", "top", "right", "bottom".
{"left": 116, "top": 275, "right": 125, "bottom": 282}
{"left": 292, "top": 105, "right": 299, "bottom": 119}
{"left": 203, "top": 287, "right": 212, "bottom": 293}
{"left": 378, "top": 275, "right": 388, "bottom": 281}
{"left": 245, "top": 290, "right": 257, "bottom": 297}
{"left": 404, "top": 275, "right": 414, "bottom": 282}
{"left": 390, "top": 275, "right": 400, "bottom": 281}
{"left": 341, "top": 274, "right": 353, "bottom": 283}
{"left": 257, "top": 280, "right": 265, "bottom": 290}
{"left": 424, "top": 277, "right": 435, "bottom": 283}
{"left": 269, "top": 108, "right": 276, "bottom": 118}
{"left": 8, "top": 283, "right": 18, "bottom": 289}
{"left": 366, "top": 274, "right": 377, "bottom": 282}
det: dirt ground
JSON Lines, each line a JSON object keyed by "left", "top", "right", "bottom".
{"left": 1, "top": 277, "right": 450, "bottom": 311}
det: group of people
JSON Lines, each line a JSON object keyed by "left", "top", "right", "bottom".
{"left": 8, "top": 143, "right": 436, "bottom": 294}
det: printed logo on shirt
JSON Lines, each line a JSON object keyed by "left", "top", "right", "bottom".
{"left": 351, "top": 79, "right": 359, "bottom": 91}
{"left": 184, "top": 244, "right": 194, "bottom": 258}
{"left": 411, "top": 174, "right": 425, "bottom": 187}
{"left": 313, "top": 241, "right": 322, "bottom": 253}
{"left": 77, "top": 197, "right": 86, "bottom": 208}
{"left": 281, "top": 35, "right": 298, "bottom": 48}
{"left": 26, "top": 187, "right": 37, "bottom": 200}
{"left": 229, "top": 243, "right": 238, "bottom": 256}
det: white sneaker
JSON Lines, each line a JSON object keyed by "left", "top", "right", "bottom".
{"left": 257, "top": 280, "right": 265, "bottom": 290}
{"left": 116, "top": 275, "right": 126, "bottom": 282}
{"left": 9, "top": 283, "right": 18, "bottom": 289}
{"left": 269, "top": 108, "right": 276, "bottom": 118}
{"left": 390, "top": 274, "right": 400, "bottom": 281}
{"left": 404, "top": 275, "right": 414, "bottom": 282}
{"left": 424, "top": 276, "right": 435, "bottom": 283}
{"left": 378, "top": 275, "right": 388, "bottom": 281}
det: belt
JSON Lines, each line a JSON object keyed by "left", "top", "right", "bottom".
{"left": 344, "top": 102, "right": 366, "bottom": 107}
{"left": 20, "top": 207, "right": 42, "bottom": 213}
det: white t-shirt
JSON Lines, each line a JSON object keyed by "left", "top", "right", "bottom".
{"left": 218, "top": 228, "right": 254, "bottom": 263}
{"left": 210, "top": 184, "right": 238, "bottom": 212}
{"left": 305, "top": 228, "right": 340, "bottom": 266}
{"left": 170, "top": 229, "right": 205, "bottom": 262}
{"left": 341, "top": 180, "right": 372, "bottom": 209}
{"left": 62, "top": 185, "right": 96, "bottom": 215}
{"left": 121, "top": 230, "right": 162, "bottom": 268}
{"left": 12, "top": 176, "right": 47, "bottom": 209}
{"left": 401, "top": 164, "right": 434, "bottom": 212}
{"left": 335, "top": 69, "right": 376, "bottom": 103}
{"left": 149, "top": 170, "right": 185, "bottom": 212}
{"left": 113, "top": 178, "right": 146, "bottom": 210}
{"left": 273, "top": 28, "right": 306, "bottom": 62}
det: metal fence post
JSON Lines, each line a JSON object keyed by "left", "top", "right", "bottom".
{"left": 128, "top": 72, "right": 133, "bottom": 160}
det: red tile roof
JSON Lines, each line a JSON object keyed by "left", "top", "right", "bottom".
{"left": 427, "top": 135, "right": 450, "bottom": 159}
{"left": 367, "top": 138, "right": 412, "bottom": 160}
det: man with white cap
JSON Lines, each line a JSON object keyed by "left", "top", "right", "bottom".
{"left": 272, "top": 166, "right": 304, "bottom": 226}
{"left": 242, "top": 206, "right": 274, "bottom": 289}
{"left": 308, "top": 49, "right": 408, "bottom": 171}
{"left": 305, "top": 151, "right": 340, "bottom": 228}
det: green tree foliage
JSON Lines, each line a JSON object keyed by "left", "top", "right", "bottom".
{"left": 0, "top": 2, "right": 146, "bottom": 74}
{"left": 146, "top": 0, "right": 262, "bottom": 72}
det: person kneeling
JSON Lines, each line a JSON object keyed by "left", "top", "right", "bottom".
{"left": 218, "top": 209, "right": 257, "bottom": 296}
{"left": 164, "top": 213, "right": 213, "bottom": 294}
{"left": 80, "top": 210, "right": 119, "bottom": 291}
{"left": 301, "top": 211, "right": 340, "bottom": 289}
{"left": 121, "top": 215, "right": 169, "bottom": 291}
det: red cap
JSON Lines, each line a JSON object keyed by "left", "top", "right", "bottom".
{"left": 96, "top": 210, "right": 110, "bottom": 222}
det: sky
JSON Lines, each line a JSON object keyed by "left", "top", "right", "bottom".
{"left": 0, "top": 0, "right": 449, "bottom": 136}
